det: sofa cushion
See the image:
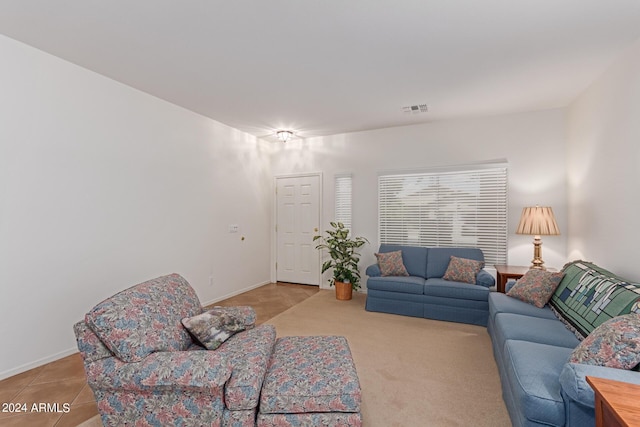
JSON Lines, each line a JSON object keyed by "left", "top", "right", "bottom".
{"left": 424, "top": 278, "right": 489, "bottom": 302}
{"left": 426, "top": 248, "right": 484, "bottom": 279}
{"left": 442, "top": 256, "right": 484, "bottom": 284}
{"left": 506, "top": 269, "right": 564, "bottom": 308}
{"left": 377, "top": 244, "right": 428, "bottom": 278}
{"left": 85, "top": 274, "right": 202, "bottom": 363}
{"left": 503, "top": 340, "right": 573, "bottom": 427}
{"left": 550, "top": 260, "right": 640, "bottom": 339}
{"left": 216, "top": 324, "right": 277, "bottom": 410}
{"left": 488, "top": 292, "right": 558, "bottom": 323}
{"left": 375, "top": 250, "right": 409, "bottom": 276}
{"left": 366, "top": 276, "right": 425, "bottom": 295}
{"left": 181, "top": 310, "right": 246, "bottom": 350}
{"left": 494, "top": 313, "right": 580, "bottom": 349}
{"left": 569, "top": 314, "right": 640, "bottom": 369}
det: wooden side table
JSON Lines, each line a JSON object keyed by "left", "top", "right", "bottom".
{"left": 587, "top": 376, "right": 640, "bottom": 427}
{"left": 494, "top": 265, "right": 530, "bottom": 293}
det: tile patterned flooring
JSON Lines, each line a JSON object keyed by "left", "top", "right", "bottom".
{"left": 0, "top": 282, "right": 319, "bottom": 426}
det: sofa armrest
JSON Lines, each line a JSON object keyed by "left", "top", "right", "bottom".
{"left": 366, "top": 263, "right": 381, "bottom": 277}
{"left": 560, "top": 362, "right": 640, "bottom": 408}
{"left": 86, "top": 350, "right": 232, "bottom": 392}
{"left": 476, "top": 270, "right": 495, "bottom": 288}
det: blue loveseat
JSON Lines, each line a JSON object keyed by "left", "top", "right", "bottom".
{"left": 488, "top": 260, "right": 640, "bottom": 427}
{"left": 365, "top": 244, "right": 495, "bottom": 326}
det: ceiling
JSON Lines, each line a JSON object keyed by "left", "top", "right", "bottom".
{"left": 1, "top": 1, "right": 640, "bottom": 141}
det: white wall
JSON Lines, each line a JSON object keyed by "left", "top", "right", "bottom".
{"left": 567, "top": 38, "right": 640, "bottom": 282}
{"left": 270, "top": 109, "right": 568, "bottom": 283}
{"left": 0, "top": 35, "right": 272, "bottom": 379}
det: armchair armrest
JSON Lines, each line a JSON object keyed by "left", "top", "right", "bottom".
{"left": 366, "top": 264, "right": 381, "bottom": 277}
{"left": 86, "top": 350, "right": 233, "bottom": 392}
{"left": 560, "top": 362, "right": 640, "bottom": 408}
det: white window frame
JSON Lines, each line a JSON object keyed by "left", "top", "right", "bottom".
{"left": 378, "top": 163, "right": 508, "bottom": 265}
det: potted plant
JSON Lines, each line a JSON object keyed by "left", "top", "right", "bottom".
{"left": 313, "top": 222, "right": 369, "bottom": 300}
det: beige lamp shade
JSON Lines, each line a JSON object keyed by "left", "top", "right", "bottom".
{"left": 516, "top": 206, "right": 559, "bottom": 270}
{"left": 516, "top": 206, "right": 560, "bottom": 236}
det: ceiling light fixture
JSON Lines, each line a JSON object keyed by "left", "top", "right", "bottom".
{"left": 276, "top": 130, "right": 293, "bottom": 142}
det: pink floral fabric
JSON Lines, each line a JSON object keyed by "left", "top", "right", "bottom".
{"left": 569, "top": 314, "right": 640, "bottom": 369}
{"left": 507, "top": 269, "right": 564, "bottom": 308}
{"left": 257, "top": 412, "right": 362, "bottom": 426}
{"left": 215, "top": 325, "right": 277, "bottom": 411}
{"left": 87, "top": 350, "right": 232, "bottom": 427}
{"left": 375, "top": 250, "right": 409, "bottom": 276}
{"left": 85, "top": 273, "right": 202, "bottom": 362}
{"left": 259, "top": 336, "right": 362, "bottom": 415}
{"left": 223, "top": 409, "right": 257, "bottom": 427}
{"left": 442, "top": 256, "right": 484, "bottom": 284}
{"left": 74, "top": 274, "right": 277, "bottom": 427}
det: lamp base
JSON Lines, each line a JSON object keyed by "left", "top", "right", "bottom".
{"left": 529, "top": 236, "right": 547, "bottom": 270}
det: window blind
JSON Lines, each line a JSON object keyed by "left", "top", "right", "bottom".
{"left": 378, "top": 166, "right": 508, "bottom": 265}
{"left": 335, "top": 174, "right": 353, "bottom": 229}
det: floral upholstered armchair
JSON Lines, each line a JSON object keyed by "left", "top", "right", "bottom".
{"left": 74, "top": 274, "right": 276, "bottom": 427}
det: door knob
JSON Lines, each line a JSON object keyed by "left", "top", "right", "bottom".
{"left": 314, "top": 227, "right": 318, "bottom": 232}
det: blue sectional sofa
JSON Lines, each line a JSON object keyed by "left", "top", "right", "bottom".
{"left": 488, "top": 260, "right": 640, "bottom": 427}
{"left": 365, "top": 244, "right": 495, "bottom": 326}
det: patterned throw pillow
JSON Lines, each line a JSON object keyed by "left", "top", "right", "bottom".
{"left": 549, "top": 260, "right": 640, "bottom": 340}
{"left": 182, "top": 310, "right": 246, "bottom": 350}
{"left": 375, "top": 251, "right": 409, "bottom": 276}
{"left": 207, "top": 306, "right": 256, "bottom": 329}
{"left": 569, "top": 314, "right": 640, "bottom": 369}
{"left": 442, "top": 256, "right": 484, "bottom": 284}
{"left": 507, "top": 269, "right": 565, "bottom": 308}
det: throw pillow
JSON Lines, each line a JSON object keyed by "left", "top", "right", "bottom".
{"left": 569, "top": 314, "right": 640, "bottom": 370}
{"left": 375, "top": 251, "right": 409, "bottom": 276}
{"left": 442, "top": 256, "right": 484, "bottom": 284}
{"left": 506, "top": 269, "right": 565, "bottom": 308}
{"left": 181, "top": 310, "right": 246, "bottom": 350}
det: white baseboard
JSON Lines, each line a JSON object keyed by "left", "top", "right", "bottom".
{"left": 0, "top": 347, "right": 78, "bottom": 381}
{"left": 201, "top": 280, "right": 271, "bottom": 307}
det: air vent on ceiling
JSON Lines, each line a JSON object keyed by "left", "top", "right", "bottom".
{"left": 402, "top": 104, "right": 428, "bottom": 114}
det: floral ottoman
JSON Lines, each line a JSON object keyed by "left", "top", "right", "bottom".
{"left": 257, "top": 336, "right": 362, "bottom": 427}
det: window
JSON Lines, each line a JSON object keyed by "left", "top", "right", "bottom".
{"left": 335, "top": 174, "right": 353, "bottom": 229}
{"left": 378, "top": 165, "right": 508, "bottom": 265}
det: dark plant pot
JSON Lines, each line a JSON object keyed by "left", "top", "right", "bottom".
{"left": 335, "top": 281, "right": 353, "bottom": 300}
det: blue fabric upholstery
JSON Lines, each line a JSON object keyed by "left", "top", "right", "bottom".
{"left": 488, "top": 292, "right": 557, "bottom": 323}
{"left": 367, "top": 276, "right": 425, "bottom": 294}
{"left": 365, "top": 290, "right": 424, "bottom": 318}
{"left": 365, "top": 245, "right": 495, "bottom": 326}
{"left": 488, "top": 260, "right": 640, "bottom": 427}
{"left": 426, "top": 247, "right": 484, "bottom": 279}
{"left": 493, "top": 313, "right": 580, "bottom": 349}
{"left": 503, "top": 340, "right": 572, "bottom": 427}
{"left": 560, "top": 363, "right": 640, "bottom": 408}
{"left": 377, "top": 244, "right": 428, "bottom": 278}
{"left": 476, "top": 270, "right": 495, "bottom": 288}
{"left": 424, "top": 278, "right": 490, "bottom": 301}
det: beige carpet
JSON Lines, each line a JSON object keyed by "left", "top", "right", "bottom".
{"left": 266, "top": 290, "right": 510, "bottom": 427}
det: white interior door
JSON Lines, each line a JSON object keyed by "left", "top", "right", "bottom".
{"left": 276, "top": 175, "right": 320, "bottom": 285}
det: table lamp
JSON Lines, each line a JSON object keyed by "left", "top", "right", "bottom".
{"left": 516, "top": 206, "right": 560, "bottom": 270}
